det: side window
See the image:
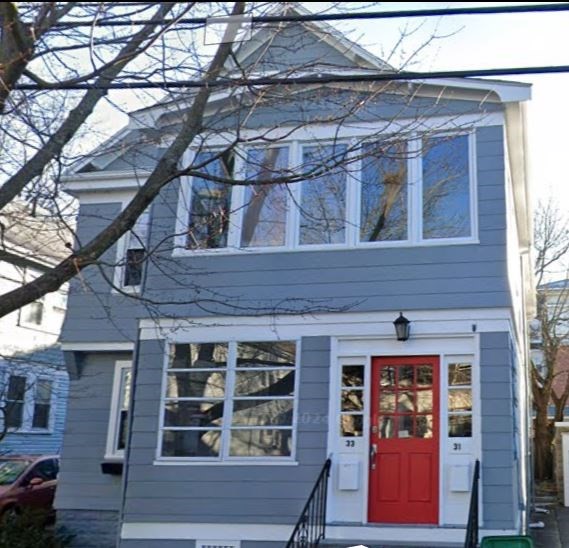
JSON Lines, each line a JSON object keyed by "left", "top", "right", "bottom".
{"left": 448, "top": 362, "right": 472, "bottom": 437}
{"left": 106, "top": 362, "right": 132, "bottom": 459}
{"left": 5, "top": 375, "right": 26, "bottom": 429}
{"left": 122, "top": 209, "right": 150, "bottom": 288}
{"left": 32, "top": 379, "right": 52, "bottom": 429}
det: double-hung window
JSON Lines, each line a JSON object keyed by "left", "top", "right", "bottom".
{"left": 106, "top": 361, "right": 132, "bottom": 459}
{"left": 119, "top": 209, "right": 150, "bottom": 289}
{"left": 2, "top": 373, "right": 55, "bottom": 432}
{"left": 178, "top": 131, "right": 475, "bottom": 253}
{"left": 160, "top": 340, "right": 297, "bottom": 461}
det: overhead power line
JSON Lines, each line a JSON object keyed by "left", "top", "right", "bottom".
{"left": 52, "top": 3, "right": 569, "bottom": 28}
{"left": 13, "top": 65, "right": 569, "bottom": 91}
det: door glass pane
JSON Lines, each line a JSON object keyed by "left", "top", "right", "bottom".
{"left": 398, "top": 415, "right": 413, "bottom": 438}
{"left": 416, "top": 390, "right": 433, "bottom": 412}
{"left": 342, "top": 365, "right": 364, "bottom": 387}
{"left": 380, "top": 366, "right": 395, "bottom": 387}
{"left": 449, "top": 415, "right": 472, "bottom": 437}
{"left": 378, "top": 415, "right": 395, "bottom": 439}
{"left": 449, "top": 389, "right": 472, "bottom": 412}
{"left": 398, "top": 366, "right": 414, "bottom": 387}
{"left": 417, "top": 366, "right": 433, "bottom": 386}
{"left": 341, "top": 390, "right": 364, "bottom": 412}
{"left": 449, "top": 363, "right": 472, "bottom": 386}
{"left": 379, "top": 392, "right": 396, "bottom": 413}
{"left": 341, "top": 414, "right": 363, "bottom": 437}
{"left": 397, "top": 391, "right": 415, "bottom": 413}
{"left": 416, "top": 415, "right": 433, "bottom": 438}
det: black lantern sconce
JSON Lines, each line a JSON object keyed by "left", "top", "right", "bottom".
{"left": 393, "top": 312, "right": 411, "bottom": 341}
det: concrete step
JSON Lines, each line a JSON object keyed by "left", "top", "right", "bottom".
{"left": 322, "top": 542, "right": 462, "bottom": 548}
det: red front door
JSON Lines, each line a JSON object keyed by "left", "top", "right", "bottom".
{"left": 368, "top": 355, "right": 439, "bottom": 524}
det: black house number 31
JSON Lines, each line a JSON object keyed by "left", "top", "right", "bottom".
{"left": 453, "top": 442, "right": 462, "bottom": 451}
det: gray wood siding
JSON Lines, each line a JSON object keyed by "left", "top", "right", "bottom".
{"left": 55, "top": 351, "right": 132, "bottom": 512}
{"left": 122, "top": 336, "right": 330, "bottom": 524}
{"left": 61, "top": 123, "right": 511, "bottom": 346}
{"left": 61, "top": 202, "right": 147, "bottom": 343}
{"left": 141, "top": 125, "right": 509, "bottom": 318}
{"left": 480, "top": 332, "right": 519, "bottom": 530}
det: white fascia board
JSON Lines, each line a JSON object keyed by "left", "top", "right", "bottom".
{"left": 60, "top": 342, "right": 135, "bottom": 352}
{"left": 63, "top": 170, "right": 151, "bottom": 196}
{"left": 426, "top": 77, "right": 531, "bottom": 103}
{"left": 505, "top": 102, "right": 532, "bottom": 252}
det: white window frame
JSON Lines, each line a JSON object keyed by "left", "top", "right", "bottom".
{"left": 105, "top": 360, "right": 132, "bottom": 460}
{"left": 113, "top": 208, "right": 150, "bottom": 293}
{"left": 173, "top": 129, "right": 478, "bottom": 257}
{"left": 0, "top": 369, "right": 58, "bottom": 434}
{"left": 156, "top": 339, "right": 301, "bottom": 465}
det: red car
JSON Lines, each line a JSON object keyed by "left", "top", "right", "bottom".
{"left": 0, "top": 455, "right": 59, "bottom": 519}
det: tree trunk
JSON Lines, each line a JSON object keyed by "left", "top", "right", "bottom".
{"left": 534, "top": 400, "right": 554, "bottom": 480}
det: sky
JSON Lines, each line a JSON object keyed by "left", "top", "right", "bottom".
{"left": 335, "top": 1, "right": 569, "bottom": 207}
{"left": 96, "top": 2, "right": 569, "bottom": 209}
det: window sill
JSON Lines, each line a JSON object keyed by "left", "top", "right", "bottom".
{"left": 101, "top": 460, "right": 124, "bottom": 475}
{"left": 171, "top": 238, "right": 480, "bottom": 258}
{"left": 6, "top": 428, "right": 53, "bottom": 435}
{"left": 153, "top": 459, "right": 299, "bottom": 466}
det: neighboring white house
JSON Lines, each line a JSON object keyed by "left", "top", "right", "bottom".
{"left": 0, "top": 200, "right": 71, "bottom": 455}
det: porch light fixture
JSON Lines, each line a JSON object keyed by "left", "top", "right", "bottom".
{"left": 393, "top": 312, "right": 411, "bottom": 341}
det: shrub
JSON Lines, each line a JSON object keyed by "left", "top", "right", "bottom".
{"left": 0, "top": 510, "right": 74, "bottom": 548}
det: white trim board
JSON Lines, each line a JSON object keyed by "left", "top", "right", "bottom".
{"left": 60, "top": 342, "right": 135, "bottom": 352}
{"left": 138, "top": 308, "right": 514, "bottom": 342}
{"left": 121, "top": 523, "right": 293, "bottom": 541}
{"left": 120, "top": 522, "right": 519, "bottom": 542}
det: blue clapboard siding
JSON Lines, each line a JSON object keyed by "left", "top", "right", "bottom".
{"left": 0, "top": 345, "right": 69, "bottom": 456}
{"left": 480, "top": 332, "right": 519, "bottom": 530}
{"left": 121, "top": 336, "right": 330, "bottom": 524}
{"left": 55, "top": 351, "right": 132, "bottom": 514}
{"left": 61, "top": 125, "right": 508, "bottom": 344}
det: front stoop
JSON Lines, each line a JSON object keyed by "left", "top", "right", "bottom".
{"left": 322, "top": 525, "right": 465, "bottom": 548}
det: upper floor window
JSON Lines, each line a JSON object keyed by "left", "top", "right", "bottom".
{"left": 176, "top": 132, "right": 476, "bottom": 254}
{"left": 118, "top": 209, "right": 150, "bottom": 289}
{"left": 106, "top": 361, "right": 132, "bottom": 459}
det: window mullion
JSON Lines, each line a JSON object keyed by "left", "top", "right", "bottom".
{"left": 346, "top": 139, "right": 360, "bottom": 247}
{"left": 228, "top": 148, "right": 245, "bottom": 249}
{"left": 288, "top": 141, "right": 301, "bottom": 249}
{"left": 222, "top": 342, "right": 238, "bottom": 459}
{"left": 408, "top": 136, "right": 422, "bottom": 244}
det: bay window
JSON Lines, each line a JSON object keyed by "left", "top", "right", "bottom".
{"left": 177, "top": 131, "right": 475, "bottom": 253}
{"left": 159, "top": 341, "right": 297, "bottom": 461}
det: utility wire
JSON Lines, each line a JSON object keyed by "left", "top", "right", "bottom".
{"left": 50, "top": 3, "right": 569, "bottom": 28}
{"left": 12, "top": 65, "right": 569, "bottom": 91}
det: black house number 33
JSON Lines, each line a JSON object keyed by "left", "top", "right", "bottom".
{"left": 453, "top": 442, "right": 462, "bottom": 451}
{"left": 345, "top": 440, "right": 355, "bottom": 447}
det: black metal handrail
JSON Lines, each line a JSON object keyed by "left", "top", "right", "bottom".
{"left": 464, "top": 459, "right": 481, "bottom": 548}
{"left": 286, "top": 458, "right": 332, "bottom": 548}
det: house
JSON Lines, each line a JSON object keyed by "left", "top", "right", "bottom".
{"left": 55, "top": 10, "right": 535, "bottom": 548}
{"left": 0, "top": 201, "right": 70, "bottom": 455}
